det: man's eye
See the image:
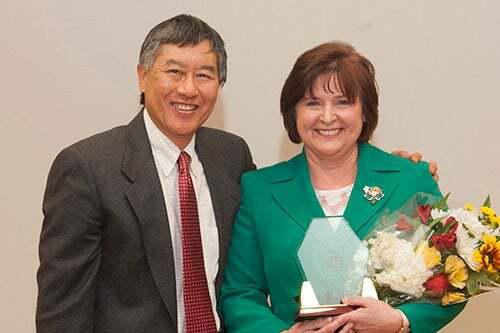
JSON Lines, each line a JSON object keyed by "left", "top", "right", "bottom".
{"left": 196, "top": 73, "right": 214, "bottom": 80}
{"left": 165, "top": 69, "right": 182, "bottom": 75}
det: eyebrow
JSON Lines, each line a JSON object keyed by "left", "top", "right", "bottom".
{"left": 164, "top": 59, "right": 185, "bottom": 67}
{"left": 199, "top": 65, "right": 217, "bottom": 73}
{"left": 164, "top": 60, "right": 217, "bottom": 73}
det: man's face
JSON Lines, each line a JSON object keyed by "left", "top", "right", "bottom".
{"left": 138, "top": 40, "right": 220, "bottom": 148}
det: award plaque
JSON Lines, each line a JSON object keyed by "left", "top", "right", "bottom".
{"left": 296, "top": 217, "right": 376, "bottom": 321}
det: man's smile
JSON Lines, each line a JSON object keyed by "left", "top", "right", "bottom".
{"left": 172, "top": 102, "right": 198, "bottom": 112}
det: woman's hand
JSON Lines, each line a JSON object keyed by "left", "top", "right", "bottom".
{"left": 284, "top": 316, "right": 355, "bottom": 333}
{"left": 284, "top": 317, "right": 337, "bottom": 333}
{"left": 326, "top": 297, "right": 403, "bottom": 333}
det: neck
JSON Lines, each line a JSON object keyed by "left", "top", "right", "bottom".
{"left": 306, "top": 145, "right": 358, "bottom": 190}
{"left": 144, "top": 108, "right": 193, "bottom": 150}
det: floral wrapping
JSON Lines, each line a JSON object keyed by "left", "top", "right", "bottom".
{"left": 365, "top": 193, "right": 500, "bottom": 306}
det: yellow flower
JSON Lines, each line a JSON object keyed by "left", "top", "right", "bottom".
{"left": 480, "top": 206, "right": 499, "bottom": 227}
{"left": 417, "top": 241, "right": 442, "bottom": 268}
{"left": 464, "top": 203, "right": 475, "bottom": 212}
{"left": 494, "top": 216, "right": 500, "bottom": 227}
{"left": 473, "top": 234, "right": 500, "bottom": 273}
{"left": 489, "top": 215, "right": 500, "bottom": 228}
{"left": 481, "top": 206, "right": 496, "bottom": 217}
{"left": 445, "top": 255, "right": 469, "bottom": 289}
{"left": 442, "top": 291, "right": 466, "bottom": 305}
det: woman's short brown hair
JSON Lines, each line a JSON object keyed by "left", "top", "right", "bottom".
{"left": 280, "top": 41, "right": 379, "bottom": 143}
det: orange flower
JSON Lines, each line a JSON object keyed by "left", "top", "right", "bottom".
{"left": 472, "top": 234, "right": 500, "bottom": 273}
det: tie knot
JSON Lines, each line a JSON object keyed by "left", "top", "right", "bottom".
{"left": 178, "top": 151, "right": 191, "bottom": 173}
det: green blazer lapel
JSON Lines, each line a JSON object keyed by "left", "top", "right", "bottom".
{"left": 270, "top": 152, "right": 325, "bottom": 232}
{"left": 344, "top": 144, "right": 401, "bottom": 238}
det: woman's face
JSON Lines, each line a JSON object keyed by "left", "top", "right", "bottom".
{"left": 296, "top": 74, "right": 363, "bottom": 162}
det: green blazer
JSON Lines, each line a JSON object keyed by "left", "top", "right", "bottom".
{"left": 220, "top": 143, "right": 464, "bottom": 333}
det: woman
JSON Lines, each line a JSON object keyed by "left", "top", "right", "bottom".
{"left": 219, "top": 42, "right": 464, "bottom": 333}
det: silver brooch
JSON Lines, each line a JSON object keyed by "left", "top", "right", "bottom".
{"left": 363, "top": 186, "right": 384, "bottom": 205}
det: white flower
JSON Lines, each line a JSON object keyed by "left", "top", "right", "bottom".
{"left": 448, "top": 207, "right": 496, "bottom": 238}
{"left": 455, "top": 223, "right": 480, "bottom": 271}
{"left": 451, "top": 207, "right": 499, "bottom": 270}
{"left": 367, "top": 232, "right": 433, "bottom": 297}
{"left": 431, "top": 208, "right": 448, "bottom": 220}
{"left": 374, "top": 259, "right": 432, "bottom": 298}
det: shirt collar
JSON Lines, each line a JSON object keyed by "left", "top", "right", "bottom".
{"left": 143, "top": 109, "right": 202, "bottom": 178}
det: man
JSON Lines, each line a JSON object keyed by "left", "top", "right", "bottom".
{"left": 36, "top": 14, "right": 436, "bottom": 333}
{"left": 37, "top": 14, "right": 254, "bottom": 332}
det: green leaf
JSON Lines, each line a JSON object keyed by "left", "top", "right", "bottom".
{"left": 485, "top": 272, "right": 500, "bottom": 284}
{"left": 427, "top": 217, "right": 444, "bottom": 230}
{"left": 482, "top": 195, "right": 491, "bottom": 208}
{"left": 466, "top": 278, "right": 480, "bottom": 295}
{"left": 470, "top": 271, "right": 494, "bottom": 286}
{"left": 434, "top": 193, "right": 450, "bottom": 211}
{"left": 441, "top": 220, "right": 457, "bottom": 233}
{"left": 434, "top": 266, "right": 445, "bottom": 274}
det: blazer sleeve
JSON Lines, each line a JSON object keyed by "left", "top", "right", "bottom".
{"left": 36, "top": 147, "right": 102, "bottom": 332}
{"left": 398, "top": 162, "right": 466, "bottom": 333}
{"left": 219, "top": 174, "right": 289, "bottom": 333}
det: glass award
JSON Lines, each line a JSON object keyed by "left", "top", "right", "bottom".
{"left": 296, "top": 216, "right": 376, "bottom": 321}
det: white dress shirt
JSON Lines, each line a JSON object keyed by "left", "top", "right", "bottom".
{"left": 144, "top": 110, "right": 220, "bottom": 332}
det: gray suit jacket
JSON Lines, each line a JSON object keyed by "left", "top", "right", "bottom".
{"left": 36, "top": 111, "right": 255, "bottom": 332}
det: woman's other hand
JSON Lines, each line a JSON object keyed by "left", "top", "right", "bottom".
{"left": 392, "top": 150, "right": 439, "bottom": 181}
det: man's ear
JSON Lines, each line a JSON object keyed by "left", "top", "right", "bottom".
{"left": 137, "top": 64, "right": 147, "bottom": 92}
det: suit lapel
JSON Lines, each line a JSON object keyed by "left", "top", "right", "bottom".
{"left": 122, "top": 112, "right": 177, "bottom": 325}
{"left": 344, "top": 144, "right": 400, "bottom": 238}
{"left": 195, "top": 131, "right": 240, "bottom": 293}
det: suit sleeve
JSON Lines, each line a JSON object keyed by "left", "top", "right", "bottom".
{"left": 398, "top": 161, "right": 466, "bottom": 333}
{"left": 219, "top": 174, "right": 289, "bottom": 333}
{"left": 36, "top": 147, "right": 102, "bottom": 332}
{"left": 241, "top": 137, "right": 257, "bottom": 173}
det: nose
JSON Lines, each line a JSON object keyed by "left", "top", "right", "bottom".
{"left": 176, "top": 75, "right": 199, "bottom": 98}
{"left": 320, "top": 106, "right": 337, "bottom": 124}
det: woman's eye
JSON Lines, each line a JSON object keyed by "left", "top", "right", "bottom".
{"left": 337, "top": 99, "right": 352, "bottom": 106}
{"left": 306, "top": 100, "right": 320, "bottom": 107}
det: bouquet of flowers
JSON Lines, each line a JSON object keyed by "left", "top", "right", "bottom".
{"left": 365, "top": 193, "right": 500, "bottom": 306}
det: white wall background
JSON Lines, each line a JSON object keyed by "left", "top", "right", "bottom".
{"left": 1, "top": 1, "right": 499, "bottom": 331}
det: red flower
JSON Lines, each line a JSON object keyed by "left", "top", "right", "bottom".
{"left": 443, "top": 216, "right": 457, "bottom": 227}
{"left": 424, "top": 273, "right": 449, "bottom": 297}
{"left": 395, "top": 215, "right": 413, "bottom": 231}
{"left": 417, "top": 205, "right": 432, "bottom": 225}
{"left": 431, "top": 221, "right": 458, "bottom": 251}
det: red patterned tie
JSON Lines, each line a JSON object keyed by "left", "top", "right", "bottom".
{"left": 177, "top": 151, "right": 217, "bottom": 333}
